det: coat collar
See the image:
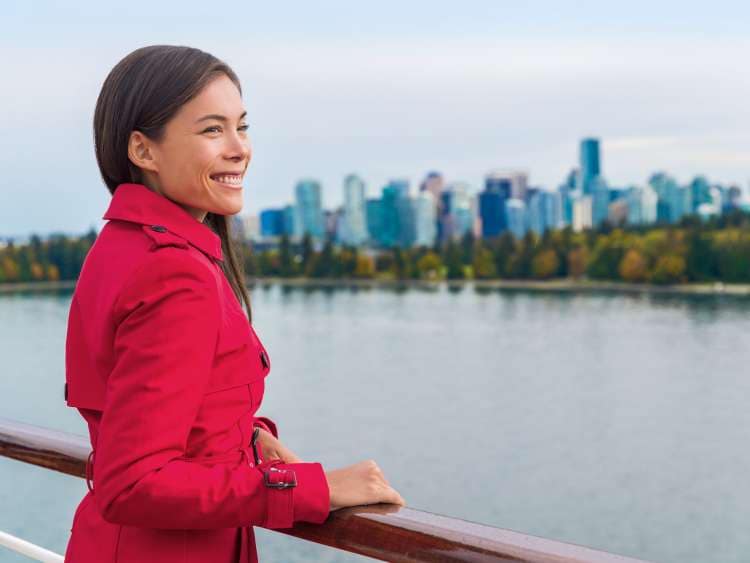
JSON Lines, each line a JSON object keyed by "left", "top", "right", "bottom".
{"left": 103, "top": 183, "right": 223, "bottom": 262}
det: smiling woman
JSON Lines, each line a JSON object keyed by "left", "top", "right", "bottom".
{"left": 128, "top": 75, "right": 251, "bottom": 222}
{"left": 93, "top": 46, "right": 254, "bottom": 321}
{"left": 65, "top": 44, "right": 405, "bottom": 563}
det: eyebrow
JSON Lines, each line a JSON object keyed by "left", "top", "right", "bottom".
{"left": 195, "top": 110, "right": 247, "bottom": 124}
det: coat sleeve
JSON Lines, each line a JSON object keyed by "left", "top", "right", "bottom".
{"left": 92, "top": 250, "right": 330, "bottom": 529}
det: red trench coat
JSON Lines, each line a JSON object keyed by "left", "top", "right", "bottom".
{"left": 63, "top": 182, "right": 330, "bottom": 562}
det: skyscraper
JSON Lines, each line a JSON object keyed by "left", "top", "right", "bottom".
{"left": 419, "top": 171, "right": 444, "bottom": 201}
{"left": 591, "top": 176, "right": 611, "bottom": 226}
{"left": 365, "top": 198, "right": 383, "bottom": 246}
{"left": 527, "top": 190, "right": 546, "bottom": 235}
{"left": 259, "top": 209, "right": 285, "bottom": 238}
{"left": 294, "top": 179, "right": 325, "bottom": 240}
{"left": 486, "top": 170, "right": 528, "bottom": 200}
{"left": 479, "top": 171, "right": 513, "bottom": 238}
{"left": 342, "top": 174, "right": 368, "bottom": 246}
{"left": 580, "top": 138, "right": 601, "bottom": 195}
{"left": 414, "top": 191, "right": 437, "bottom": 247}
{"left": 506, "top": 199, "right": 527, "bottom": 239}
{"left": 282, "top": 204, "right": 296, "bottom": 236}
{"left": 380, "top": 182, "right": 404, "bottom": 248}
{"left": 572, "top": 196, "right": 593, "bottom": 232}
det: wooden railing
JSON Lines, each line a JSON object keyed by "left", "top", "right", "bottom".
{"left": 0, "top": 417, "right": 649, "bottom": 562}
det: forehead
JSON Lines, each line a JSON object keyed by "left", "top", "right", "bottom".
{"left": 174, "top": 74, "right": 245, "bottom": 121}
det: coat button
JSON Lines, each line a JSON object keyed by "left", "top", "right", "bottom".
{"left": 151, "top": 225, "right": 167, "bottom": 233}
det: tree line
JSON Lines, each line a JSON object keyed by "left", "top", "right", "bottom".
{"left": 243, "top": 211, "right": 750, "bottom": 285}
{"left": 0, "top": 229, "right": 97, "bottom": 284}
{"left": 3, "top": 212, "right": 750, "bottom": 285}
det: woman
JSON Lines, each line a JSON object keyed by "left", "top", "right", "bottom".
{"left": 64, "top": 45, "right": 405, "bottom": 562}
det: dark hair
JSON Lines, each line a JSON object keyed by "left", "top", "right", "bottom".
{"left": 93, "top": 45, "right": 252, "bottom": 322}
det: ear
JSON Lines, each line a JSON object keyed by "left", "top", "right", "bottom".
{"left": 127, "top": 130, "right": 159, "bottom": 173}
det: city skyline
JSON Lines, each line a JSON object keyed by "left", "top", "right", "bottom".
{"left": 4, "top": 2, "right": 750, "bottom": 237}
{"left": 4, "top": 134, "right": 749, "bottom": 242}
{"left": 248, "top": 136, "right": 747, "bottom": 250}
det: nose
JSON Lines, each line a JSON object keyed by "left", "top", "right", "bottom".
{"left": 225, "top": 128, "right": 251, "bottom": 163}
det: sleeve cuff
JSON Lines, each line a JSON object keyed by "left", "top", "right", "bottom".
{"left": 291, "top": 462, "right": 330, "bottom": 524}
{"left": 260, "top": 461, "right": 330, "bottom": 528}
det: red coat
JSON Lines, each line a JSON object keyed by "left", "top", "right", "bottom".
{"left": 63, "top": 182, "right": 330, "bottom": 562}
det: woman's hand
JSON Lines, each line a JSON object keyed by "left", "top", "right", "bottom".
{"left": 325, "top": 460, "right": 406, "bottom": 511}
{"left": 254, "top": 427, "right": 302, "bottom": 463}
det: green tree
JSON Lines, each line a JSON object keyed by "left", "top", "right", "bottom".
{"left": 618, "top": 249, "right": 648, "bottom": 283}
{"left": 532, "top": 249, "right": 559, "bottom": 279}
{"left": 472, "top": 246, "right": 497, "bottom": 279}
{"left": 650, "top": 254, "right": 687, "bottom": 285}
{"left": 492, "top": 232, "right": 515, "bottom": 278}
{"left": 416, "top": 251, "right": 444, "bottom": 280}
{"left": 443, "top": 241, "right": 465, "bottom": 279}
{"left": 278, "top": 233, "right": 296, "bottom": 277}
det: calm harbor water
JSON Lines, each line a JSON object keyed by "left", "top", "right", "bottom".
{"left": 1, "top": 284, "right": 750, "bottom": 563}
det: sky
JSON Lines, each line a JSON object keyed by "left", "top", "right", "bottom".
{"left": 2, "top": 0, "right": 750, "bottom": 237}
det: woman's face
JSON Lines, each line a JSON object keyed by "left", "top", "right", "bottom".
{"left": 131, "top": 73, "right": 251, "bottom": 221}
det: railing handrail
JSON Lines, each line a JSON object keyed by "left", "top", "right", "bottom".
{"left": 0, "top": 417, "right": 649, "bottom": 562}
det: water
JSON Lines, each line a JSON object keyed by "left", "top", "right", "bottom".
{"left": 1, "top": 284, "right": 750, "bottom": 563}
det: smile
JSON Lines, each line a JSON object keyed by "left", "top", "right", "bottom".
{"left": 210, "top": 174, "right": 243, "bottom": 188}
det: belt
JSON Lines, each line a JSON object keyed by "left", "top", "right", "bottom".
{"left": 84, "top": 441, "right": 297, "bottom": 494}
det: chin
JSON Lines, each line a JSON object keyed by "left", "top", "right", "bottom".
{"left": 217, "top": 200, "right": 244, "bottom": 216}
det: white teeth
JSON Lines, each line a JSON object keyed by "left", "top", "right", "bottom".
{"left": 213, "top": 175, "right": 242, "bottom": 185}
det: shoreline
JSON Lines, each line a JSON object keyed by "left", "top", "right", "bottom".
{"left": 2, "top": 277, "right": 749, "bottom": 298}
{"left": 250, "top": 277, "right": 750, "bottom": 297}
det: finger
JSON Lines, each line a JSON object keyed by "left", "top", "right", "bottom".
{"left": 386, "top": 487, "right": 406, "bottom": 506}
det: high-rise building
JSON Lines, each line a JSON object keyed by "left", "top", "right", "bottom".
{"left": 324, "top": 209, "right": 342, "bottom": 241}
{"left": 419, "top": 171, "right": 444, "bottom": 202}
{"left": 396, "top": 196, "right": 416, "bottom": 248}
{"left": 414, "top": 191, "right": 437, "bottom": 247}
{"left": 608, "top": 199, "right": 628, "bottom": 226}
{"left": 580, "top": 138, "right": 601, "bottom": 195}
{"left": 479, "top": 171, "right": 513, "bottom": 238}
{"left": 572, "top": 196, "right": 593, "bottom": 232}
{"left": 506, "top": 199, "right": 527, "bottom": 239}
{"left": 452, "top": 183, "right": 474, "bottom": 240}
{"left": 260, "top": 209, "right": 285, "bottom": 238}
{"left": 558, "top": 169, "right": 578, "bottom": 226}
{"left": 591, "top": 176, "right": 611, "bottom": 226}
{"left": 724, "top": 185, "right": 743, "bottom": 212}
{"left": 649, "top": 172, "right": 689, "bottom": 223}
{"left": 543, "top": 190, "right": 563, "bottom": 231}
{"left": 294, "top": 179, "right": 325, "bottom": 240}
{"left": 342, "top": 174, "right": 368, "bottom": 246}
{"left": 486, "top": 170, "right": 528, "bottom": 200}
{"left": 380, "top": 182, "right": 404, "bottom": 248}
{"left": 689, "top": 176, "right": 711, "bottom": 213}
{"left": 282, "top": 204, "right": 296, "bottom": 236}
{"left": 527, "top": 190, "right": 546, "bottom": 235}
{"left": 365, "top": 198, "right": 383, "bottom": 245}
{"left": 437, "top": 183, "right": 472, "bottom": 242}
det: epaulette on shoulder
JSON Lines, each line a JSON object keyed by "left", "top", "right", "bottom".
{"left": 141, "top": 224, "right": 189, "bottom": 251}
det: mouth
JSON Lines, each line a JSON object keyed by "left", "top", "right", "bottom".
{"left": 209, "top": 173, "right": 244, "bottom": 189}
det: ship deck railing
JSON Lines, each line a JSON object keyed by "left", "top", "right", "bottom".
{"left": 0, "top": 417, "right": 649, "bottom": 562}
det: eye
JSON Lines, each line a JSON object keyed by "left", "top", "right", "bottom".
{"left": 203, "top": 125, "right": 222, "bottom": 134}
{"left": 238, "top": 124, "right": 249, "bottom": 132}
